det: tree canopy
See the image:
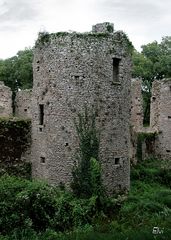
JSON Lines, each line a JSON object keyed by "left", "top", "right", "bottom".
{"left": 0, "top": 48, "right": 33, "bottom": 92}
{"left": 132, "top": 36, "right": 171, "bottom": 124}
{"left": 132, "top": 36, "right": 171, "bottom": 83}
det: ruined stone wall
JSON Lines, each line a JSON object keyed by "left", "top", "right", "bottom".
{"left": 150, "top": 80, "right": 161, "bottom": 130}
{"left": 130, "top": 79, "right": 143, "bottom": 164}
{"left": 15, "top": 90, "right": 32, "bottom": 119}
{"left": 131, "top": 78, "right": 143, "bottom": 130}
{"left": 31, "top": 23, "right": 132, "bottom": 194}
{"left": 153, "top": 79, "right": 171, "bottom": 160}
{"left": 0, "top": 81, "right": 12, "bottom": 117}
{"left": 131, "top": 78, "right": 171, "bottom": 162}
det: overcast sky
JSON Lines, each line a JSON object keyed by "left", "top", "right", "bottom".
{"left": 0, "top": 0, "right": 171, "bottom": 59}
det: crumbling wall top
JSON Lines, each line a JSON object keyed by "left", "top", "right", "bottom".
{"left": 35, "top": 23, "right": 133, "bottom": 56}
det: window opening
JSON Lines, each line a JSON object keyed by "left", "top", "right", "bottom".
{"left": 40, "top": 156, "right": 45, "bottom": 163}
{"left": 114, "top": 157, "right": 120, "bottom": 165}
{"left": 39, "top": 104, "right": 44, "bottom": 125}
{"left": 113, "top": 58, "right": 120, "bottom": 82}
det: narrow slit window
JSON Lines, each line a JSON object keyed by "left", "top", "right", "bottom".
{"left": 39, "top": 104, "right": 44, "bottom": 125}
{"left": 113, "top": 58, "right": 121, "bottom": 82}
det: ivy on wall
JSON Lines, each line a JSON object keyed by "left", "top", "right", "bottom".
{"left": 0, "top": 118, "right": 31, "bottom": 178}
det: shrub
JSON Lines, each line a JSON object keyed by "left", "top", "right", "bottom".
{"left": 0, "top": 176, "right": 57, "bottom": 234}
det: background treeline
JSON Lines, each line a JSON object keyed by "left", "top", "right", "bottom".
{"left": 0, "top": 36, "right": 171, "bottom": 91}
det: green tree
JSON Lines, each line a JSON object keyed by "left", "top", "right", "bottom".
{"left": 132, "top": 36, "right": 171, "bottom": 124}
{"left": 133, "top": 36, "right": 171, "bottom": 82}
{"left": 0, "top": 48, "right": 33, "bottom": 92}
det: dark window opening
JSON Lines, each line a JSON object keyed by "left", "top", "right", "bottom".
{"left": 143, "top": 92, "right": 151, "bottom": 126}
{"left": 39, "top": 127, "right": 42, "bottom": 132}
{"left": 170, "top": 86, "right": 171, "bottom": 91}
{"left": 39, "top": 104, "right": 44, "bottom": 125}
{"left": 24, "top": 108, "right": 27, "bottom": 112}
{"left": 113, "top": 58, "right": 121, "bottom": 82}
{"left": 152, "top": 97, "right": 156, "bottom": 101}
{"left": 115, "top": 157, "right": 120, "bottom": 165}
{"left": 40, "top": 157, "right": 45, "bottom": 163}
{"left": 75, "top": 76, "right": 79, "bottom": 80}
{"left": 166, "top": 150, "right": 171, "bottom": 153}
{"left": 65, "top": 142, "right": 69, "bottom": 147}
{"left": 168, "top": 116, "right": 171, "bottom": 119}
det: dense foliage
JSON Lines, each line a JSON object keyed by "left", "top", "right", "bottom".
{"left": 132, "top": 36, "right": 171, "bottom": 82}
{"left": 0, "top": 48, "right": 33, "bottom": 92}
{"left": 0, "top": 118, "right": 31, "bottom": 178}
{"left": 0, "top": 157, "right": 170, "bottom": 239}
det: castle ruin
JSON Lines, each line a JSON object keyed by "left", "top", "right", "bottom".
{"left": 31, "top": 23, "right": 132, "bottom": 193}
{"left": 1, "top": 23, "right": 170, "bottom": 193}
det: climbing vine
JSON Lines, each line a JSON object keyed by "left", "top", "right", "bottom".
{"left": 71, "top": 106, "right": 103, "bottom": 198}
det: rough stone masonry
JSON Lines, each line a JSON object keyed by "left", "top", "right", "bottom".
{"left": 31, "top": 23, "right": 132, "bottom": 194}
{"left": 130, "top": 78, "right": 171, "bottom": 163}
{"left": 15, "top": 89, "right": 32, "bottom": 119}
{"left": 151, "top": 79, "right": 171, "bottom": 160}
{"left": 0, "top": 81, "right": 12, "bottom": 117}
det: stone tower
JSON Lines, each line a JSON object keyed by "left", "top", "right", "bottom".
{"left": 31, "top": 23, "right": 132, "bottom": 194}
